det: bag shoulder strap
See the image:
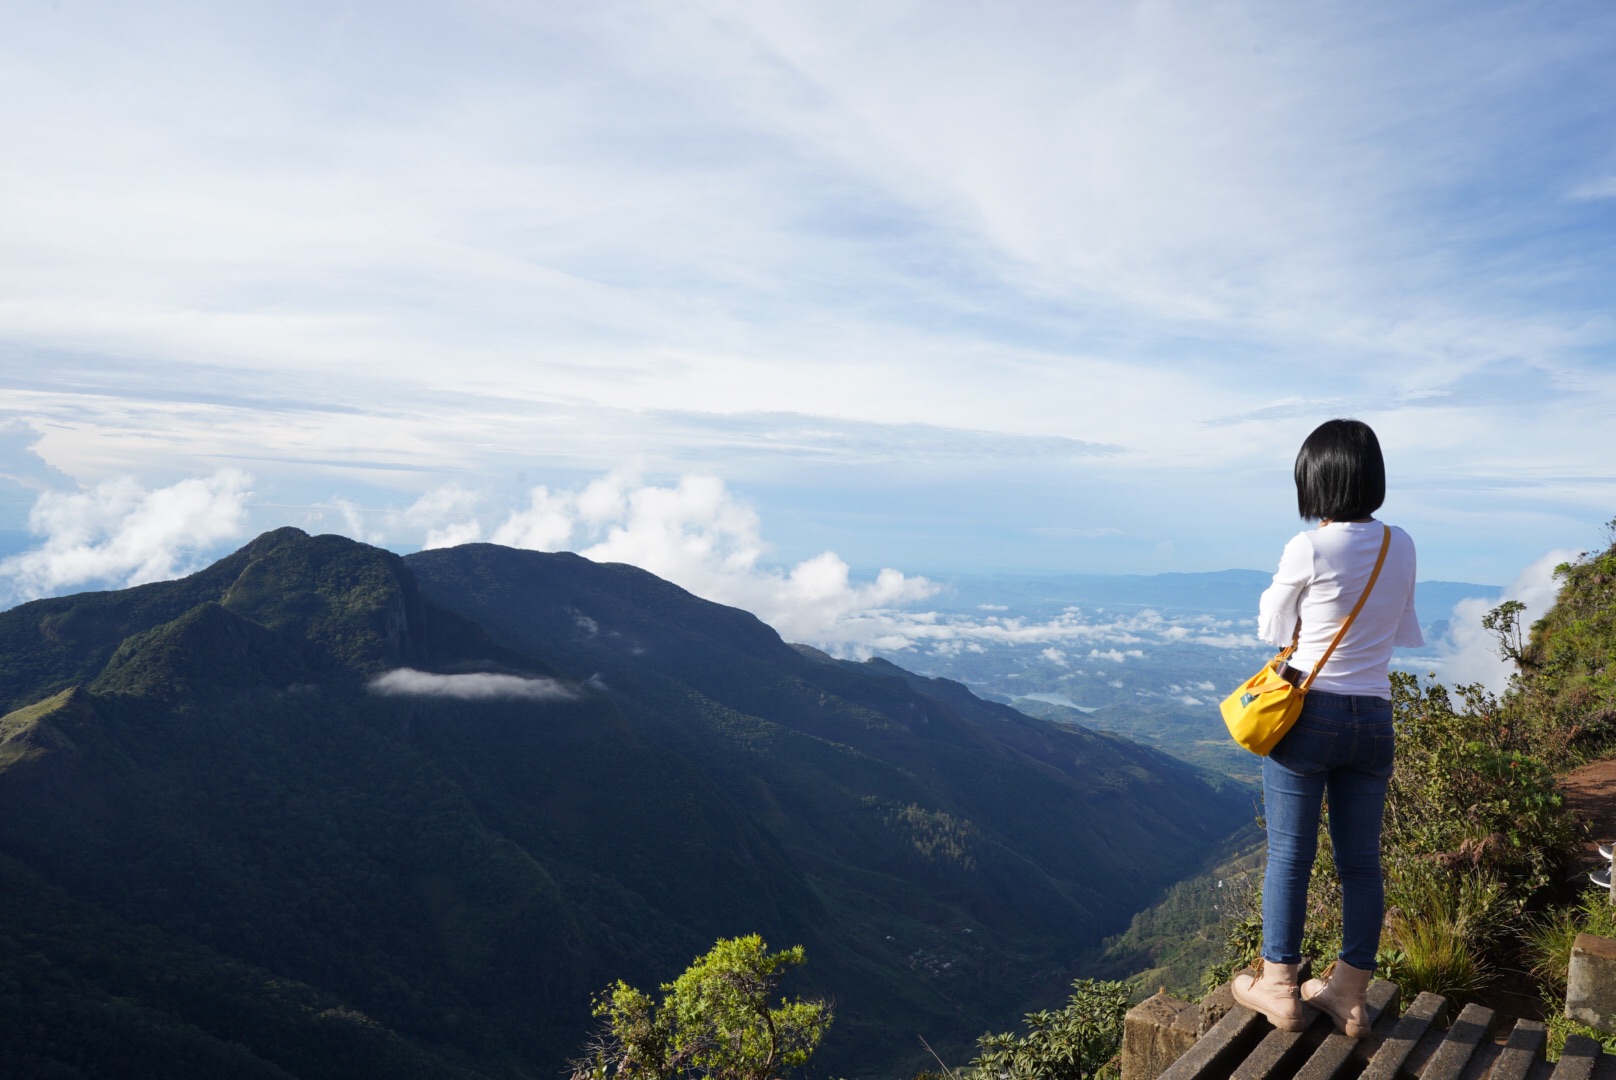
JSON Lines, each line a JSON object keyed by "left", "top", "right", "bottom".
{"left": 1300, "top": 524, "right": 1392, "bottom": 691}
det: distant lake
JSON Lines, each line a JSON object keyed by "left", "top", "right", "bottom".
{"left": 1018, "top": 692, "right": 1096, "bottom": 713}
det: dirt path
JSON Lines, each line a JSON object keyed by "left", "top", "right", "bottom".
{"left": 1559, "top": 755, "right": 1616, "bottom": 867}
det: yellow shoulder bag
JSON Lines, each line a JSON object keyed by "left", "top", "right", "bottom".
{"left": 1221, "top": 524, "right": 1391, "bottom": 756}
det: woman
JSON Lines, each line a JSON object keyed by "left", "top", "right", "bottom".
{"left": 1230, "top": 419, "right": 1422, "bottom": 1038}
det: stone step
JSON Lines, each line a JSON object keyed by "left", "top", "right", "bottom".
{"left": 1550, "top": 1034, "right": 1604, "bottom": 1080}
{"left": 1157, "top": 997, "right": 1270, "bottom": 1080}
{"left": 1405, "top": 1023, "right": 1450, "bottom": 1080}
{"left": 1359, "top": 991, "right": 1448, "bottom": 1080}
{"left": 1486, "top": 1020, "right": 1547, "bottom": 1080}
{"left": 1459, "top": 1036, "right": 1501, "bottom": 1080}
{"left": 1289, "top": 980, "right": 1404, "bottom": 1080}
{"left": 1123, "top": 991, "right": 1204, "bottom": 1080}
{"left": 1228, "top": 1007, "right": 1327, "bottom": 1080}
{"left": 1418, "top": 1003, "right": 1497, "bottom": 1080}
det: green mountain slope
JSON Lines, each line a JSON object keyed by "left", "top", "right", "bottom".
{"left": 1511, "top": 541, "right": 1616, "bottom": 742}
{"left": 0, "top": 529, "right": 1251, "bottom": 1077}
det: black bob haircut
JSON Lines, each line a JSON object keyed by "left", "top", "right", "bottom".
{"left": 1294, "top": 419, "right": 1386, "bottom": 522}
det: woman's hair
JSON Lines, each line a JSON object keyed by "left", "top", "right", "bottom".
{"left": 1294, "top": 419, "right": 1385, "bottom": 521}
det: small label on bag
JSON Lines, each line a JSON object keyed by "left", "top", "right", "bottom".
{"left": 1240, "top": 692, "right": 1256, "bottom": 708}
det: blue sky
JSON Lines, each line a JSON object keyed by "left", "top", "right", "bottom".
{"left": 2, "top": 0, "right": 1615, "bottom": 638}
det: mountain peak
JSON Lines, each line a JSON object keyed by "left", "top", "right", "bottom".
{"left": 0, "top": 535, "right": 1254, "bottom": 1078}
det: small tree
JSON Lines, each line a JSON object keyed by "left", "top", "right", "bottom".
{"left": 573, "top": 935, "right": 831, "bottom": 1080}
{"left": 969, "top": 978, "right": 1129, "bottom": 1080}
{"left": 1482, "top": 599, "right": 1529, "bottom": 669}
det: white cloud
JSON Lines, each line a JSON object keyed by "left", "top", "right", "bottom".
{"left": 1041, "top": 647, "right": 1068, "bottom": 665}
{"left": 491, "top": 484, "right": 579, "bottom": 551}
{"left": 487, "top": 471, "right": 937, "bottom": 650}
{"left": 422, "top": 520, "right": 483, "bottom": 549}
{"left": 1434, "top": 548, "right": 1576, "bottom": 693}
{"left": 1190, "top": 633, "right": 1263, "bottom": 649}
{"left": 401, "top": 485, "right": 484, "bottom": 550}
{"left": 367, "top": 668, "right": 578, "bottom": 701}
{"left": 0, "top": 468, "right": 252, "bottom": 601}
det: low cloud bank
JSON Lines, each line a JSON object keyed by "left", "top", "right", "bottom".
{"left": 368, "top": 668, "right": 579, "bottom": 701}
{"left": 476, "top": 472, "right": 1267, "bottom": 656}
{"left": 1432, "top": 549, "right": 1576, "bottom": 694}
{"left": 370, "top": 470, "right": 1268, "bottom": 657}
{"left": 0, "top": 469, "right": 253, "bottom": 602}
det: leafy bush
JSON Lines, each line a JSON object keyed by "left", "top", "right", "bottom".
{"left": 967, "top": 978, "right": 1128, "bottom": 1080}
{"left": 1385, "top": 673, "right": 1576, "bottom": 897}
{"left": 573, "top": 935, "right": 831, "bottom": 1080}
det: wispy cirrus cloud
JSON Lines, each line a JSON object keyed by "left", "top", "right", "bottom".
{"left": 4, "top": 0, "right": 1614, "bottom": 417}
{"left": 1569, "top": 176, "right": 1616, "bottom": 201}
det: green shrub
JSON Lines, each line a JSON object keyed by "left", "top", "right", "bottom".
{"left": 1377, "top": 859, "right": 1508, "bottom": 1000}
{"left": 1381, "top": 913, "right": 1487, "bottom": 999}
{"left": 573, "top": 935, "right": 831, "bottom": 1080}
{"left": 1385, "top": 674, "right": 1577, "bottom": 897}
{"left": 1385, "top": 860, "right": 1511, "bottom": 953}
{"left": 968, "top": 979, "right": 1129, "bottom": 1080}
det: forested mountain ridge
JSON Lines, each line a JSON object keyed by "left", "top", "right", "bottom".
{"left": 0, "top": 528, "right": 1251, "bottom": 1078}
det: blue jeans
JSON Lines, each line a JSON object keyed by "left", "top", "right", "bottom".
{"left": 1260, "top": 689, "right": 1395, "bottom": 971}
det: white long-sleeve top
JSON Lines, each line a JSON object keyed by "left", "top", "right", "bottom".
{"left": 1257, "top": 520, "right": 1423, "bottom": 698}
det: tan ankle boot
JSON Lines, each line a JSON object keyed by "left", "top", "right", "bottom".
{"left": 1231, "top": 960, "right": 1308, "bottom": 1032}
{"left": 1301, "top": 959, "right": 1373, "bottom": 1037}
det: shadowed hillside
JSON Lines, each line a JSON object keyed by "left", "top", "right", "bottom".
{"left": 0, "top": 529, "right": 1251, "bottom": 1078}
